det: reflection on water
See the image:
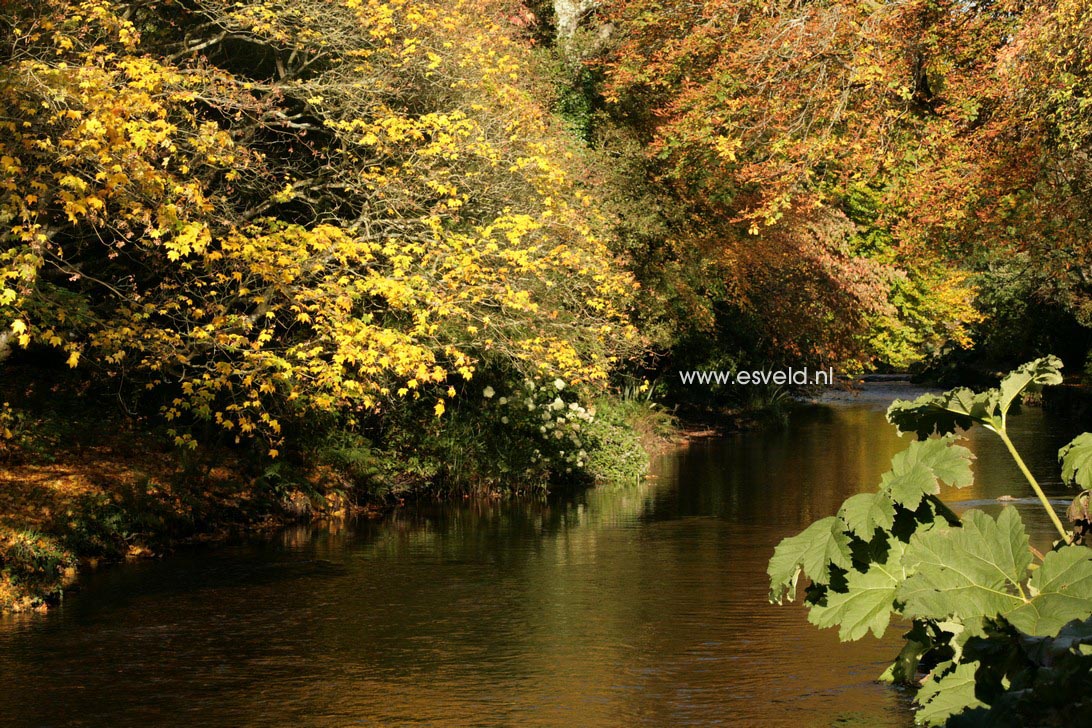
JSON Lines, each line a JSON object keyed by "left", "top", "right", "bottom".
{"left": 0, "top": 387, "right": 1080, "bottom": 727}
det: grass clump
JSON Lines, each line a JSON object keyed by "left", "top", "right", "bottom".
{"left": 0, "top": 529, "right": 76, "bottom": 611}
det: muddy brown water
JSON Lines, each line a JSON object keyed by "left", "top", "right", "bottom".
{"left": 0, "top": 384, "right": 1080, "bottom": 726}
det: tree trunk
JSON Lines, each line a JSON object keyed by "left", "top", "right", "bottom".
{"left": 553, "top": 0, "right": 598, "bottom": 43}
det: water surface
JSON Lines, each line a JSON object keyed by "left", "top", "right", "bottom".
{"left": 0, "top": 385, "right": 1079, "bottom": 727}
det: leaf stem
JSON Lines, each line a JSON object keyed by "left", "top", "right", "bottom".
{"left": 996, "top": 428, "right": 1070, "bottom": 543}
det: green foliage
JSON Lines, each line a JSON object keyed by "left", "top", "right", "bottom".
{"left": 882, "top": 438, "right": 975, "bottom": 509}
{"left": 314, "top": 431, "right": 382, "bottom": 486}
{"left": 899, "top": 510, "right": 1032, "bottom": 628}
{"left": 838, "top": 493, "right": 895, "bottom": 541}
{"left": 948, "top": 618, "right": 1092, "bottom": 726}
{"left": 1009, "top": 547, "right": 1092, "bottom": 635}
{"left": 0, "top": 530, "right": 73, "bottom": 591}
{"left": 1059, "top": 433, "right": 1092, "bottom": 490}
{"left": 344, "top": 372, "right": 638, "bottom": 496}
{"left": 768, "top": 516, "right": 852, "bottom": 603}
{"left": 888, "top": 356, "right": 1063, "bottom": 438}
{"left": 807, "top": 539, "right": 906, "bottom": 641}
{"left": 998, "top": 358, "right": 1066, "bottom": 414}
{"left": 896, "top": 509, "right": 1092, "bottom": 640}
{"left": 926, "top": 253, "right": 1092, "bottom": 382}
{"left": 770, "top": 433, "right": 973, "bottom": 613}
{"left": 554, "top": 64, "right": 603, "bottom": 144}
{"left": 915, "top": 662, "right": 986, "bottom": 728}
{"left": 844, "top": 184, "right": 982, "bottom": 369}
{"left": 769, "top": 359, "right": 1092, "bottom": 725}
{"left": 581, "top": 396, "right": 660, "bottom": 487}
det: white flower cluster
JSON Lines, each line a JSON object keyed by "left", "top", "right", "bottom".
{"left": 483, "top": 376, "right": 595, "bottom": 473}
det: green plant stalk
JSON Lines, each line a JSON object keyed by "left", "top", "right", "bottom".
{"left": 997, "top": 428, "right": 1070, "bottom": 543}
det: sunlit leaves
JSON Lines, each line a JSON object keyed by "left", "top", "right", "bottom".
{"left": 768, "top": 516, "right": 852, "bottom": 603}
{"left": 807, "top": 539, "right": 906, "bottom": 641}
{"left": 1060, "top": 433, "right": 1092, "bottom": 490}
{"left": 838, "top": 492, "right": 895, "bottom": 541}
{"left": 899, "top": 509, "right": 1032, "bottom": 624}
{"left": 997, "top": 356, "right": 1063, "bottom": 415}
{"left": 915, "top": 661, "right": 986, "bottom": 727}
{"left": 771, "top": 364, "right": 1092, "bottom": 723}
{"left": 598, "top": 0, "right": 986, "bottom": 367}
{"left": 772, "top": 435, "right": 972, "bottom": 610}
{"left": 0, "top": 0, "right": 642, "bottom": 451}
{"left": 886, "top": 388, "right": 998, "bottom": 439}
{"left": 1007, "top": 547, "right": 1092, "bottom": 636}
{"left": 886, "top": 357, "right": 1064, "bottom": 441}
{"left": 880, "top": 436, "right": 975, "bottom": 509}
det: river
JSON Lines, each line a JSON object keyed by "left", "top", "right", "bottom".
{"left": 0, "top": 384, "right": 1081, "bottom": 726}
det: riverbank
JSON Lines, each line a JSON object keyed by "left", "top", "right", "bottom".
{"left": 0, "top": 393, "right": 690, "bottom": 613}
{"left": 0, "top": 430, "right": 356, "bottom": 612}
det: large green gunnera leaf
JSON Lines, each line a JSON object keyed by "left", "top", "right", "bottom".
{"left": 914, "top": 661, "right": 986, "bottom": 727}
{"left": 997, "top": 355, "right": 1063, "bottom": 415}
{"left": 838, "top": 492, "right": 896, "bottom": 540}
{"left": 768, "top": 516, "right": 852, "bottom": 603}
{"left": 880, "top": 437, "right": 975, "bottom": 509}
{"left": 1060, "top": 432, "right": 1092, "bottom": 489}
{"left": 886, "top": 357, "right": 1062, "bottom": 440}
{"left": 886, "top": 388, "right": 997, "bottom": 439}
{"left": 1006, "top": 545, "right": 1092, "bottom": 636}
{"left": 901, "top": 507, "right": 1092, "bottom": 639}
{"left": 808, "top": 540, "right": 906, "bottom": 641}
{"left": 899, "top": 509, "right": 1032, "bottom": 623}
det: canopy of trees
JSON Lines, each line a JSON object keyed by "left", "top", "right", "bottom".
{"left": 1, "top": 0, "right": 1090, "bottom": 474}
{"left": 0, "top": 0, "right": 640, "bottom": 458}
{"left": 594, "top": 0, "right": 1091, "bottom": 370}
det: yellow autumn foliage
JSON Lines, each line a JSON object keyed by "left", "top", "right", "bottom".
{"left": 0, "top": 0, "right": 641, "bottom": 451}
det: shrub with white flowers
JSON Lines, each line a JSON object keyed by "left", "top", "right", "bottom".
{"left": 477, "top": 375, "right": 596, "bottom": 477}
